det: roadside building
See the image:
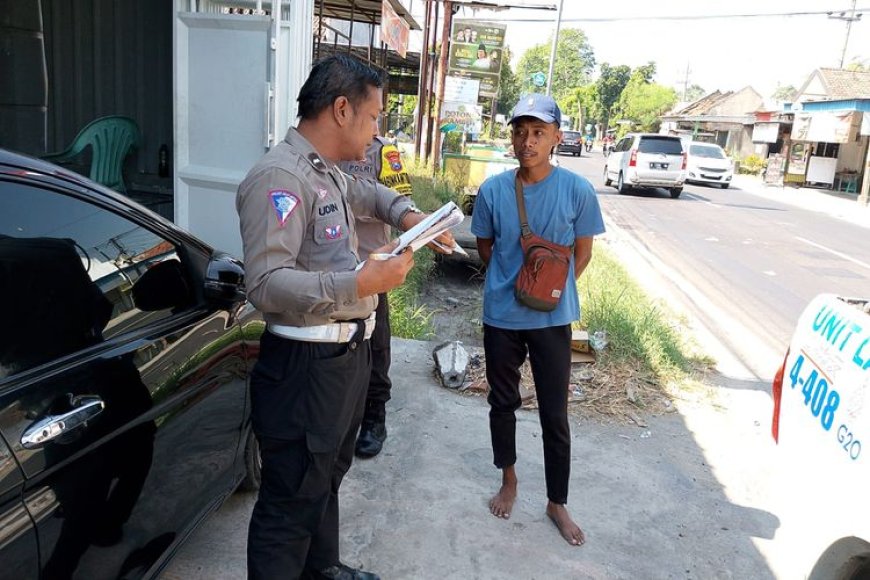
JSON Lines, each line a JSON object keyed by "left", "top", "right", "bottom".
{"left": 660, "top": 87, "right": 764, "bottom": 158}
{"left": 750, "top": 68, "right": 870, "bottom": 199}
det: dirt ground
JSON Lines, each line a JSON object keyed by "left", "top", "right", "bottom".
{"left": 418, "top": 258, "right": 679, "bottom": 424}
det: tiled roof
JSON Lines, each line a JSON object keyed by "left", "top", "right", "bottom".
{"left": 673, "top": 91, "right": 731, "bottom": 116}
{"left": 817, "top": 68, "right": 870, "bottom": 99}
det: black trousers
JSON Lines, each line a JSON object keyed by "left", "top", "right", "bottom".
{"left": 483, "top": 324, "right": 572, "bottom": 504}
{"left": 247, "top": 327, "right": 371, "bottom": 580}
{"left": 362, "top": 293, "right": 392, "bottom": 423}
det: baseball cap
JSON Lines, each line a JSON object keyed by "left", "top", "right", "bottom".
{"left": 509, "top": 93, "right": 562, "bottom": 126}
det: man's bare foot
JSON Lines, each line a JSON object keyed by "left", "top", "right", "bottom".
{"left": 489, "top": 466, "right": 517, "bottom": 519}
{"left": 546, "top": 502, "right": 585, "bottom": 546}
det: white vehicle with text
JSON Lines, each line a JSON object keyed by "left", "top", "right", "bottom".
{"left": 771, "top": 293, "right": 870, "bottom": 580}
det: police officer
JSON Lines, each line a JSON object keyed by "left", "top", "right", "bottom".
{"left": 237, "top": 55, "right": 451, "bottom": 580}
{"left": 339, "top": 138, "right": 412, "bottom": 458}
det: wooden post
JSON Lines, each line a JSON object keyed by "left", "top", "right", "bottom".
{"left": 431, "top": 0, "right": 452, "bottom": 172}
{"left": 414, "top": 0, "right": 432, "bottom": 160}
{"left": 859, "top": 135, "right": 870, "bottom": 206}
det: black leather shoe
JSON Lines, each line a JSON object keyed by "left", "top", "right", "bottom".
{"left": 304, "top": 563, "right": 380, "bottom": 580}
{"left": 354, "top": 421, "right": 387, "bottom": 458}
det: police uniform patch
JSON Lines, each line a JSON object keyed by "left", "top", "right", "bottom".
{"left": 324, "top": 224, "right": 343, "bottom": 240}
{"left": 269, "top": 190, "right": 299, "bottom": 227}
{"left": 317, "top": 188, "right": 328, "bottom": 199}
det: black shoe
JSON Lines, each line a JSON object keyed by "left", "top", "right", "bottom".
{"left": 354, "top": 421, "right": 387, "bottom": 458}
{"left": 304, "top": 563, "right": 380, "bottom": 580}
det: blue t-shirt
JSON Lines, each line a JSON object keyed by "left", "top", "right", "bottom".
{"left": 470, "top": 166, "right": 605, "bottom": 330}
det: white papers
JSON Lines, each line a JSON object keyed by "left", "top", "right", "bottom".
{"left": 391, "top": 201, "right": 466, "bottom": 256}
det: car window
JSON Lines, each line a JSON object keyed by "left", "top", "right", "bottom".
{"left": 0, "top": 182, "right": 193, "bottom": 378}
{"left": 616, "top": 138, "right": 629, "bottom": 152}
{"left": 638, "top": 137, "right": 683, "bottom": 155}
{"left": 690, "top": 144, "right": 726, "bottom": 159}
{"left": 563, "top": 131, "right": 581, "bottom": 140}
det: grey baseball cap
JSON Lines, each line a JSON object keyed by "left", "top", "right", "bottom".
{"left": 509, "top": 93, "right": 562, "bottom": 126}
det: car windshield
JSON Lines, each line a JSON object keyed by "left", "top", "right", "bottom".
{"left": 690, "top": 144, "right": 726, "bottom": 159}
{"left": 563, "top": 132, "right": 581, "bottom": 140}
{"left": 638, "top": 137, "right": 682, "bottom": 155}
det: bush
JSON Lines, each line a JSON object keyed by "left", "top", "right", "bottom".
{"left": 737, "top": 154, "right": 766, "bottom": 175}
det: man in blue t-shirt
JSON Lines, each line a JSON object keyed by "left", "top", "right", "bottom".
{"left": 470, "top": 94, "right": 605, "bottom": 547}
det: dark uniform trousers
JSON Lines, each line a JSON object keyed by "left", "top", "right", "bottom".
{"left": 247, "top": 324, "right": 371, "bottom": 580}
{"left": 483, "top": 323, "right": 572, "bottom": 505}
{"left": 363, "top": 293, "right": 392, "bottom": 423}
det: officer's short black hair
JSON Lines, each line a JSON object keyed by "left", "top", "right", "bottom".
{"left": 297, "top": 55, "right": 385, "bottom": 120}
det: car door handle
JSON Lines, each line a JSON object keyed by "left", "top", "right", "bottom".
{"left": 20, "top": 395, "right": 105, "bottom": 449}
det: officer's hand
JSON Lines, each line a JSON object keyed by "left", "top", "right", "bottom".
{"left": 356, "top": 243, "right": 415, "bottom": 298}
{"left": 426, "top": 231, "right": 457, "bottom": 254}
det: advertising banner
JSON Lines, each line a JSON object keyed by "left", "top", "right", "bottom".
{"left": 444, "top": 76, "right": 481, "bottom": 104}
{"left": 448, "top": 19, "right": 506, "bottom": 98}
{"left": 752, "top": 122, "right": 779, "bottom": 143}
{"left": 792, "top": 111, "right": 856, "bottom": 143}
{"left": 380, "top": 0, "right": 409, "bottom": 58}
{"left": 440, "top": 101, "right": 483, "bottom": 134}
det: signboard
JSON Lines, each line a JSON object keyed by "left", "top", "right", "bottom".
{"left": 444, "top": 75, "right": 480, "bottom": 104}
{"left": 531, "top": 71, "right": 546, "bottom": 88}
{"left": 440, "top": 101, "right": 483, "bottom": 134}
{"left": 787, "top": 142, "right": 809, "bottom": 176}
{"left": 448, "top": 19, "right": 506, "bottom": 98}
{"left": 861, "top": 112, "right": 870, "bottom": 136}
{"left": 764, "top": 153, "right": 785, "bottom": 186}
{"left": 792, "top": 111, "right": 856, "bottom": 143}
{"left": 380, "top": 0, "right": 409, "bottom": 58}
{"left": 752, "top": 122, "right": 779, "bottom": 143}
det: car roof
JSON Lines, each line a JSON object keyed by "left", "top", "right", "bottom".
{"left": 626, "top": 133, "right": 681, "bottom": 139}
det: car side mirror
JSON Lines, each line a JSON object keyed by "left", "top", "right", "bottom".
{"left": 204, "top": 253, "right": 246, "bottom": 308}
{"left": 132, "top": 258, "right": 193, "bottom": 312}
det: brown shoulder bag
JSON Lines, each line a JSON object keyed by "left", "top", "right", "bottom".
{"left": 513, "top": 174, "right": 574, "bottom": 312}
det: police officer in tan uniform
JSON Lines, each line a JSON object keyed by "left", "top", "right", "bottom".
{"left": 339, "top": 138, "right": 412, "bottom": 458}
{"left": 237, "top": 55, "right": 452, "bottom": 580}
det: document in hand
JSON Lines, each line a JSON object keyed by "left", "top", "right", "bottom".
{"left": 391, "top": 201, "right": 466, "bottom": 255}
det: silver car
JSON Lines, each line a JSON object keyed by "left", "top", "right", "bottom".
{"left": 604, "top": 133, "right": 686, "bottom": 198}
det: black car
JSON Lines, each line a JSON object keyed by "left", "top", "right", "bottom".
{"left": 0, "top": 149, "right": 261, "bottom": 579}
{"left": 557, "top": 131, "right": 583, "bottom": 156}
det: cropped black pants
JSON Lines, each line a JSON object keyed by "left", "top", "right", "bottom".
{"left": 484, "top": 323, "right": 572, "bottom": 504}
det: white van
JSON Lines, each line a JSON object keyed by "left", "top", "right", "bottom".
{"left": 771, "top": 294, "right": 870, "bottom": 579}
{"left": 603, "top": 133, "right": 686, "bottom": 198}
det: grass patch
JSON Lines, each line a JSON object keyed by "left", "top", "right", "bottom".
{"left": 578, "top": 246, "right": 701, "bottom": 386}
{"left": 388, "top": 160, "right": 460, "bottom": 339}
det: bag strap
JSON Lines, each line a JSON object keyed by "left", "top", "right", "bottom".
{"left": 514, "top": 172, "right": 533, "bottom": 238}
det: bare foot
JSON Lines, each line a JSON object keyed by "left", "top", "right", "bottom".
{"left": 489, "top": 467, "right": 517, "bottom": 519}
{"left": 546, "top": 502, "right": 585, "bottom": 546}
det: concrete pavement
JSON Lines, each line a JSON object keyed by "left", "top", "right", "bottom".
{"left": 161, "top": 339, "right": 786, "bottom": 580}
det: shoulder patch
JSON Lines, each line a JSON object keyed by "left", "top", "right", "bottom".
{"left": 269, "top": 190, "right": 300, "bottom": 227}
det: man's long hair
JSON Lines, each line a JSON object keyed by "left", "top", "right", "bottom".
{"left": 297, "top": 54, "right": 385, "bottom": 120}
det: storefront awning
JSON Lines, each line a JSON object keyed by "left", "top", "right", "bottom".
{"left": 318, "top": 0, "right": 420, "bottom": 30}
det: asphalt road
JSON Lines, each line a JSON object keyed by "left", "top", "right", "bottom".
{"left": 558, "top": 151, "right": 870, "bottom": 380}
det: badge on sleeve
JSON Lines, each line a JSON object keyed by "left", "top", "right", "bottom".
{"left": 269, "top": 190, "right": 299, "bottom": 227}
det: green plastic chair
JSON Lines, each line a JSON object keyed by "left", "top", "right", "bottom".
{"left": 43, "top": 116, "right": 141, "bottom": 193}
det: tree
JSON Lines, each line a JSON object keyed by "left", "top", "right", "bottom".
{"left": 595, "top": 63, "right": 631, "bottom": 131}
{"left": 617, "top": 79, "right": 677, "bottom": 133}
{"left": 684, "top": 84, "right": 706, "bottom": 102}
{"left": 515, "top": 28, "right": 595, "bottom": 101}
{"left": 560, "top": 85, "right": 601, "bottom": 131}
{"left": 496, "top": 46, "right": 521, "bottom": 116}
{"left": 771, "top": 84, "right": 797, "bottom": 102}
{"left": 846, "top": 58, "right": 869, "bottom": 71}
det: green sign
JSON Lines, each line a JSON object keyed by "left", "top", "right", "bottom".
{"left": 531, "top": 72, "right": 546, "bottom": 88}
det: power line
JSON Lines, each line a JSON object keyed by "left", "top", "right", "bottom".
{"left": 475, "top": 8, "right": 870, "bottom": 23}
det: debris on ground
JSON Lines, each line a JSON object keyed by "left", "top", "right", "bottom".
{"left": 432, "top": 341, "right": 470, "bottom": 389}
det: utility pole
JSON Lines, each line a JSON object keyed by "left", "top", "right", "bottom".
{"left": 681, "top": 62, "right": 692, "bottom": 102}
{"left": 414, "top": 0, "right": 432, "bottom": 159}
{"left": 545, "top": 0, "right": 564, "bottom": 97}
{"left": 828, "top": 0, "right": 862, "bottom": 68}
